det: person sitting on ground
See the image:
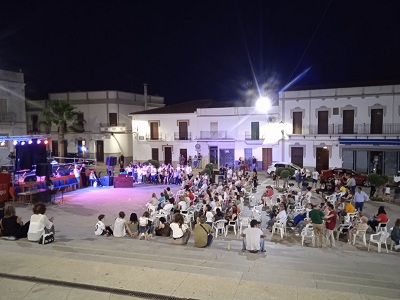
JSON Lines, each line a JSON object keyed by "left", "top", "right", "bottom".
{"left": 28, "top": 202, "right": 55, "bottom": 242}
{"left": 391, "top": 218, "right": 400, "bottom": 250}
{"left": 194, "top": 215, "right": 213, "bottom": 248}
{"left": 347, "top": 216, "right": 369, "bottom": 244}
{"left": 170, "top": 213, "right": 191, "bottom": 245}
{"left": 127, "top": 213, "right": 139, "bottom": 237}
{"left": 95, "top": 214, "right": 113, "bottom": 236}
{"left": 138, "top": 211, "right": 153, "bottom": 240}
{"left": 367, "top": 206, "right": 388, "bottom": 233}
{"left": 113, "top": 211, "right": 134, "bottom": 238}
{"left": 241, "top": 219, "right": 266, "bottom": 252}
{"left": 0, "top": 205, "right": 30, "bottom": 239}
{"left": 155, "top": 217, "right": 171, "bottom": 237}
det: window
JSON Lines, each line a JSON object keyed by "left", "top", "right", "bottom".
{"left": 317, "top": 111, "right": 328, "bottom": 134}
{"left": 0, "top": 99, "right": 6, "bottom": 112}
{"left": 251, "top": 122, "right": 260, "bottom": 140}
{"left": 292, "top": 112, "right": 302, "bottom": 134}
{"left": 149, "top": 121, "right": 159, "bottom": 140}
{"left": 109, "top": 113, "right": 118, "bottom": 126}
{"left": 76, "top": 113, "right": 85, "bottom": 132}
{"left": 151, "top": 148, "right": 159, "bottom": 161}
{"left": 332, "top": 108, "right": 339, "bottom": 115}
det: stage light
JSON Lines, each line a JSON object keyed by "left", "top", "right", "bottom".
{"left": 28, "top": 140, "right": 33, "bottom": 144}
{"left": 44, "top": 140, "right": 49, "bottom": 145}
{"left": 13, "top": 140, "right": 18, "bottom": 145}
{"left": 0, "top": 141, "right": 5, "bottom": 146}
{"left": 37, "top": 139, "right": 41, "bottom": 144}
{"left": 21, "top": 141, "right": 26, "bottom": 145}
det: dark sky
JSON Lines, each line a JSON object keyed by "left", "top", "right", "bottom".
{"left": 1, "top": 0, "right": 400, "bottom": 105}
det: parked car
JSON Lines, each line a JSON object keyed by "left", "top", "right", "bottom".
{"left": 320, "top": 168, "right": 370, "bottom": 186}
{"left": 267, "top": 162, "right": 311, "bottom": 178}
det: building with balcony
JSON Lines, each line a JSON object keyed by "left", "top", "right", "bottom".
{"left": 26, "top": 90, "right": 165, "bottom": 163}
{"left": 280, "top": 84, "right": 400, "bottom": 175}
{"left": 0, "top": 69, "right": 27, "bottom": 166}
{"left": 130, "top": 100, "right": 281, "bottom": 169}
{"left": 130, "top": 84, "right": 400, "bottom": 176}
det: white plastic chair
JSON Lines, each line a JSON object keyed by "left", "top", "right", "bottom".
{"left": 225, "top": 220, "right": 237, "bottom": 237}
{"left": 368, "top": 231, "right": 390, "bottom": 253}
{"left": 271, "top": 218, "right": 287, "bottom": 239}
{"left": 377, "top": 219, "right": 390, "bottom": 233}
{"left": 212, "top": 220, "right": 227, "bottom": 237}
{"left": 352, "top": 230, "right": 367, "bottom": 246}
{"left": 238, "top": 217, "right": 250, "bottom": 234}
{"left": 336, "top": 223, "right": 351, "bottom": 241}
{"left": 301, "top": 224, "right": 315, "bottom": 246}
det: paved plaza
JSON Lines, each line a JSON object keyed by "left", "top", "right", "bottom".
{"left": 1, "top": 171, "right": 400, "bottom": 300}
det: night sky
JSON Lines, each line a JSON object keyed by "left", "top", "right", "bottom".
{"left": 1, "top": 0, "right": 399, "bottom": 105}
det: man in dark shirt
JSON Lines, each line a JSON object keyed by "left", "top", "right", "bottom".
{"left": 309, "top": 204, "right": 325, "bottom": 248}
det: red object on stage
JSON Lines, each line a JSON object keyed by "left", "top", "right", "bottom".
{"left": 114, "top": 175, "right": 133, "bottom": 188}
{"left": 0, "top": 173, "right": 11, "bottom": 202}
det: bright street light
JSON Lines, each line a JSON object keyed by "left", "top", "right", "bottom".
{"left": 255, "top": 96, "right": 271, "bottom": 113}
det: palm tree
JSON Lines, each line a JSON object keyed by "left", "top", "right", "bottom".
{"left": 41, "top": 100, "right": 86, "bottom": 157}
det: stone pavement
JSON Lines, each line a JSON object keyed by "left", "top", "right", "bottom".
{"left": 1, "top": 172, "right": 400, "bottom": 300}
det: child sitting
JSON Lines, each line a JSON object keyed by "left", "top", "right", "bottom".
{"left": 95, "top": 214, "right": 113, "bottom": 236}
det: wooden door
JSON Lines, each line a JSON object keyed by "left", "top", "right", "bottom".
{"left": 96, "top": 140, "right": 104, "bottom": 162}
{"left": 150, "top": 122, "right": 159, "bottom": 140}
{"left": 251, "top": 122, "right": 260, "bottom": 140}
{"left": 318, "top": 111, "right": 328, "bottom": 134}
{"left": 262, "top": 148, "right": 272, "bottom": 170}
{"left": 291, "top": 147, "right": 303, "bottom": 167}
{"left": 293, "top": 112, "right": 302, "bottom": 134}
{"left": 164, "top": 147, "right": 172, "bottom": 165}
{"left": 342, "top": 110, "right": 354, "bottom": 134}
{"left": 370, "top": 109, "right": 383, "bottom": 134}
{"left": 178, "top": 121, "right": 188, "bottom": 140}
{"left": 316, "top": 147, "right": 329, "bottom": 172}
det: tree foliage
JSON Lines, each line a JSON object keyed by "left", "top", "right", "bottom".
{"left": 41, "top": 101, "right": 85, "bottom": 157}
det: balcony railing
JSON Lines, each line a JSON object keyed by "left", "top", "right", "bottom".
{"left": 146, "top": 133, "right": 165, "bottom": 141}
{"left": 244, "top": 131, "right": 264, "bottom": 140}
{"left": 198, "top": 131, "right": 227, "bottom": 139}
{"left": 292, "top": 123, "right": 400, "bottom": 135}
{"left": 0, "top": 112, "right": 15, "bottom": 123}
{"left": 27, "top": 125, "right": 41, "bottom": 134}
{"left": 174, "top": 132, "right": 192, "bottom": 140}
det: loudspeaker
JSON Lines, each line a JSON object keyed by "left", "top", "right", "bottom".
{"left": 100, "top": 176, "right": 114, "bottom": 186}
{"left": 36, "top": 163, "right": 52, "bottom": 177}
{"left": 106, "top": 156, "right": 117, "bottom": 166}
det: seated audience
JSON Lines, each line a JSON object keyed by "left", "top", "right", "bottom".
{"left": 368, "top": 206, "right": 388, "bottom": 233}
{"left": 391, "top": 218, "right": 400, "bottom": 250}
{"left": 28, "top": 202, "right": 55, "bottom": 242}
{"left": 194, "top": 215, "right": 213, "bottom": 248}
{"left": 127, "top": 213, "right": 139, "bottom": 237}
{"left": 95, "top": 214, "right": 113, "bottom": 236}
{"left": 138, "top": 211, "right": 153, "bottom": 240}
{"left": 170, "top": 213, "right": 190, "bottom": 245}
{"left": 155, "top": 217, "right": 171, "bottom": 237}
{"left": 113, "top": 211, "right": 134, "bottom": 238}
{"left": 347, "top": 216, "right": 369, "bottom": 244}
{"left": 0, "top": 205, "right": 30, "bottom": 239}
{"left": 241, "top": 219, "right": 266, "bottom": 252}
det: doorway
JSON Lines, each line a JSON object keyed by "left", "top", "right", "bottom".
{"left": 219, "top": 149, "right": 234, "bottom": 169}
{"left": 164, "top": 146, "right": 172, "bottom": 165}
{"left": 180, "top": 148, "right": 187, "bottom": 164}
{"left": 262, "top": 148, "right": 272, "bottom": 170}
{"left": 210, "top": 146, "right": 218, "bottom": 166}
{"left": 316, "top": 147, "right": 329, "bottom": 172}
{"left": 96, "top": 140, "right": 104, "bottom": 162}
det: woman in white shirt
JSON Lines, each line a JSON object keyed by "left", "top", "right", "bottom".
{"left": 170, "top": 213, "right": 190, "bottom": 245}
{"left": 28, "top": 202, "right": 54, "bottom": 241}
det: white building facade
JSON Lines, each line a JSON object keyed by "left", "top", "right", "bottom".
{"left": 0, "top": 69, "right": 27, "bottom": 166}
{"left": 131, "top": 84, "right": 400, "bottom": 176}
{"left": 26, "top": 90, "right": 165, "bottom": 163}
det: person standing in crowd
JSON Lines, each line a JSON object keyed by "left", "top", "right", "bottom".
{"left": 80, "top": 163, "right": 87, "bottom": 187}
{"left": 311, "top": 168, "right": 319, "bottom": 189}
{"left": 353, "top": 187, "right": 369, "bottom": 211}
{"left": 252, "top": 156, "right": 257, "bottom": 170}
{"left": 324, "top": 202, "right": 337, "bottom": 248}
{"left": 118, "top": 154, "right": 125, "bottom": 171}
{"left": 309, "top": 204, "right": 325, "bottom": 248}
{"left": 73, "top": 164, "right": 81, "bottom": 189}
{"left": 347, "top": 175, "right": 357, "bottom": 196}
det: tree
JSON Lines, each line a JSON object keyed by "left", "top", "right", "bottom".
{"left": 368, "top": 173, "right": 389, "bottom": 197}
{"left": 41, "top": 100, "right": 85, "bottom": 157}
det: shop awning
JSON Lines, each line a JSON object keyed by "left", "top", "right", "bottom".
{"left": 339, "top": 138, "right": 400, "bottom": 145}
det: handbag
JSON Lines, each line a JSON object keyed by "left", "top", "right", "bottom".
{"left": 38, "top": 232, "right": 55, "bottom": 245}
{"left": 200, "top": 224, "right": 213, "bottom": 247}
